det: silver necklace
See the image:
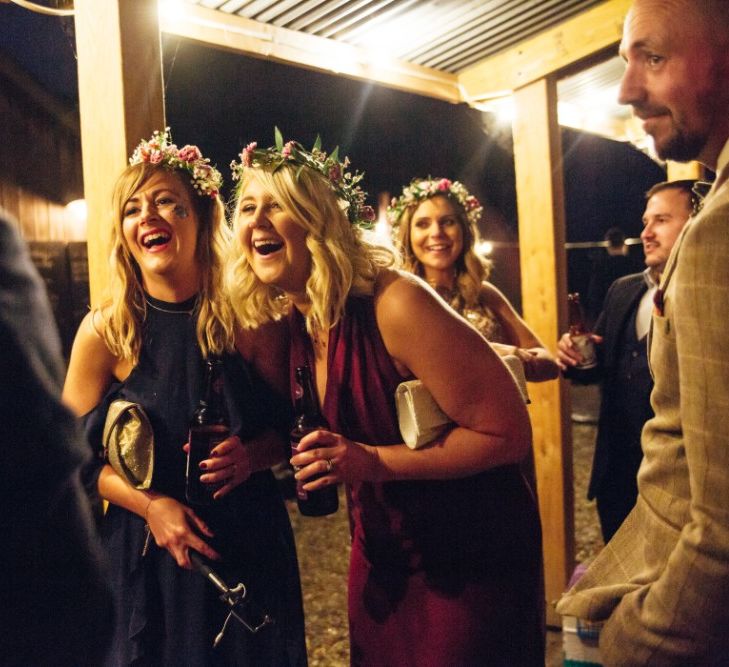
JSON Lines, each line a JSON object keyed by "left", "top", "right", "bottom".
{"left": 145, "top": 297, "right": 196, "bottom": 315}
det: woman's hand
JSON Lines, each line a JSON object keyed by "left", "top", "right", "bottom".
{"left": 183, "top": 435, "right": 251, "bottom": 500}
{"left": 144, "top": 495, "right": 220, "bottom": 569}
{"left": 290, "top": 429, "right": 381, "bottom": 488}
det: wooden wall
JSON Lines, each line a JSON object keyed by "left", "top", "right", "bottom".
{"left": 0, "top": 53, "right": 83, "bottom": 242}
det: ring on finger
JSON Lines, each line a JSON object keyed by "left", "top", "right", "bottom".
{"left": 325, "top": 458, "right": 334, "bottom": 473}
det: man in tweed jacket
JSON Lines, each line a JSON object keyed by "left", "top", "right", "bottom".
{"left": 556, "top": 1, "right": 729, "bottom": 664}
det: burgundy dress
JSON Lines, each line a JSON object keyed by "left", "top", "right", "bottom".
{"left": 290, "top": 297, "right": 544, "bottom": 666}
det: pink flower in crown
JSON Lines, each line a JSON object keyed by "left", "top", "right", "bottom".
{"left": 465, "top": 196, "right": 480, "bottom": 210}
{"left": 178, "top": 145, "right": 202, "bottom": 163}
{"left": 194, "top": 163, "right": 212, "bottom": 180}
{"left": 149, "top": 150, "right": 164, "bottom": 165}
{"left": 242, "top": 142, "right": 257, "bottom": 167}
{"left": 282, "top": 141, "right": 295, "bottom": 159}
{"left": 437, "top": 178, "right": 452, "bottom": 192}
{"left": 328, "top": 163, "right": 342, "bottom": 182}
{"left": 361, "top": 206, "right": 376, "bottom": 222}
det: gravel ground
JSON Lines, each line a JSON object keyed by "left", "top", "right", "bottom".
{"left": 286, "top": 384, "right": 604, "bottom": 666}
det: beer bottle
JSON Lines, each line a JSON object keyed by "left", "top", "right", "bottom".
{"left": 567, "top": 292, "right": 598, "bottom": 369}
{"left": 186, "top": 358, "right": 229, "bottom": 505}
{"left": 290, "top": 365, "right": 339, "bottom": 517}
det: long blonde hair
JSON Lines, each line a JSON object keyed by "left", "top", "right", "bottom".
{"left": 101, "top": 162, "right": 235, "bottom": 364}
{"left": 394, "top": 193, "right": 491, "bottom": 307}
{"left": 227, "top": 164, "right": 393, "bottom": 335}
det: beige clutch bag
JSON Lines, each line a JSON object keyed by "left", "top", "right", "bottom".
{"left": 395, "top": 354, "right": 530, "bottom": 450}
{"left": 395, "top": 380, "right": 452, "bottom": 450}
{"left": 501, "top": 354, "right": 530, "bottom": 404}
{"left": 103, "top": 399, "right": 155, "bottom": 490}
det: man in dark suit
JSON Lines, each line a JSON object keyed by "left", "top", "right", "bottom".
{"left": 557, "top": 180, "right": 695, "bottom": 541}
{"left": 0, "top": 210, "right": 114, "bottom": 665}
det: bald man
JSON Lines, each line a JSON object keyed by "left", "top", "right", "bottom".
{"left": 557, "top": 1, "right": 729, "bottom": 664}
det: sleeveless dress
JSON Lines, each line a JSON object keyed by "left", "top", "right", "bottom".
{"left": 432, "top": 283, "right": 507, "bottom": 343}
{"left": 289, "top": 297, "right": 544, "bottom": 667}
{"left": 84, "top": 294, "right": 307, "bottom": 667}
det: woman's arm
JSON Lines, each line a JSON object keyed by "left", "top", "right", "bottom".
{"left": 481, "top": 281, "right": 560, "bottom": 382}
{"left": 63, "top": 312, "right": 220, "bottom": 567}
{"left": 293, "top": 270, "right": 532, "bottom": 484}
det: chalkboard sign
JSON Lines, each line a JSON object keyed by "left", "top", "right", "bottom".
{"left": 27, "top": 241, "right": 89, "bottom": 360}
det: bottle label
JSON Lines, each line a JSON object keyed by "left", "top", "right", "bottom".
{"left": 571, "top": 334, "right": 598, "bottom": 369}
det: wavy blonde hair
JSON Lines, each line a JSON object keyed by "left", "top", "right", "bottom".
{"left": 227, "top": 163, "right": 394, "bottom": 335}
{"left": 394, "top": 193, "right": 492, "bottom": 308}
{"left": 101, "top": 162, "right": 235, "bottom": 364}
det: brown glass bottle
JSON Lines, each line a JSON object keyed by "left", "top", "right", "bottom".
{"left": 186, "top": 358, "right": 229, "bottom": 505}
{"left": 290, "top": 365, "right": 339, "bottom": 517}
{"left": 567, "top": 292, "right": 597, "bottom": 369}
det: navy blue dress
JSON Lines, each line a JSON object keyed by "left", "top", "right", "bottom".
{"left": 85, "top": 294, "right": 307, "bottom": 666}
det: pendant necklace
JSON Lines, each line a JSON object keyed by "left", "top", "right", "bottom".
{"left": 145, "top": 296, "right": 197, "bottom": 315}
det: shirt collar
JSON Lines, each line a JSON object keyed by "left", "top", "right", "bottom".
{"left": 643, "top": 267, "right": 660, "bottom": 289}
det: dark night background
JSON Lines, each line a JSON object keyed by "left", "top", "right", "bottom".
{"left": 1, "top": 3, "right": 666, "bottom": 303}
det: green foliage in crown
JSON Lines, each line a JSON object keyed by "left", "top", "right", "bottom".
{"left": 387, "top": 177, "right": 483, "bottom": 229}
{"left": 230, "top": 128, "right": 375, "bottom": 229}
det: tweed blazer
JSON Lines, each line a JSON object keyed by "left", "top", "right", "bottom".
{"left": 557, "top": 139, "right": 729, "bottom": 666}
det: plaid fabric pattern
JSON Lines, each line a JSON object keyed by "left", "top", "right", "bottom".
{"left": 557, "top": 139, "right": 729, "bottom": 666}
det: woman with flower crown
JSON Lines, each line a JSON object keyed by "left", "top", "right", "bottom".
{"left": 227, "top": 131, "right": 545, "bottom": 665}
{"left": 391, "top": 177, "right": 558, "bottom": 383}
{"left": 62, "top": 130, "right": 306, "bottom": 666}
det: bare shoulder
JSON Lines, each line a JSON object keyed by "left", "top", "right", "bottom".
{"left": 74, "top": 309, "right": 114, "bottom": 358}
{"left": 373, "top": 268, "right": 433, "bottom": 319}
{"left": 63, "top": 308, "right": 121, "bottom": 415}
{"left": 479, "top": 280, "right": 510, "bottom": 309}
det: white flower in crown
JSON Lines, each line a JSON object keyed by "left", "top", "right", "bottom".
{"left": 129, "top": 128, "right": 223, "bottom": 198}
{"left": 230, "top": 127, "right": 376, "bottom": 229}
{"left": 387, "top": 177, "right": 483, "bottom": 229}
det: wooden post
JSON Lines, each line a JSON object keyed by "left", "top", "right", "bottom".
{"left": 74, "top": 0, "right": 165, "bottom": 306}
{"left": 512, "top": 77, "right": 574, "bottom": 627}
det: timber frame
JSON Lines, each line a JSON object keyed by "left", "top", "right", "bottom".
{"left": 74, "top": 0, "right": 655, "bottom": 627}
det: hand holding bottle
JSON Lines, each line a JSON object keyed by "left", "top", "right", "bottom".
{"left": 186, "top": 358, "right": 232, "bottom": 505}
{"left": 566, "top": 292, "right": 599, "bottom": 369}
{"left": 290, "top": 428, "right": 380, "bottom": 487}
{"left": 183, "top": 434, "right": 251, "bottom": 500}
{"left": 290, "top": 365, "right": 339, "bottom": 516}
{"left": 557, "top": 331, "right": 604, "bottom": 372}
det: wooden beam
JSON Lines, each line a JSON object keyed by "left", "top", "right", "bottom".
{"left": 160, "top": 4, "right": 460, "bottom": 104}
{"left": 459, "top": 0, "right": 631, "bottom": 102}
{"left": 512, "top": 77, "right": 574, "bottom": 627}
{"left": 75, "top": 0, "right": 165, "bottom": 306}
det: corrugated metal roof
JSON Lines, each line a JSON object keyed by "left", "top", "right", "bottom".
{"left": 192, "top": 0, "right": 607, "bottom": 74}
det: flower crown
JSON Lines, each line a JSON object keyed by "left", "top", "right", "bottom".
{"left": 129, "top": 128, "right": 223, "bottom": 198}
{"left": 387, "top": 177, "right": 483, "bottom": 228}
{"left": 230, "top": 128, "right": 375, "bottom": 229}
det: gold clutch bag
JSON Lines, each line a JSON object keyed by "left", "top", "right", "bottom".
{"left": 102, "top": 399, "right": 155, "bottom": 490}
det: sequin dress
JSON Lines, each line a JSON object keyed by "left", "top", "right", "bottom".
{"left": 84, "top": 294, "right": 307, "bottom": 666}
{"left": 432, "top": 283, "right": 507, "bottom": 343}
{"left": 289, "top": 297, "right": 544, "bottom": 667}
